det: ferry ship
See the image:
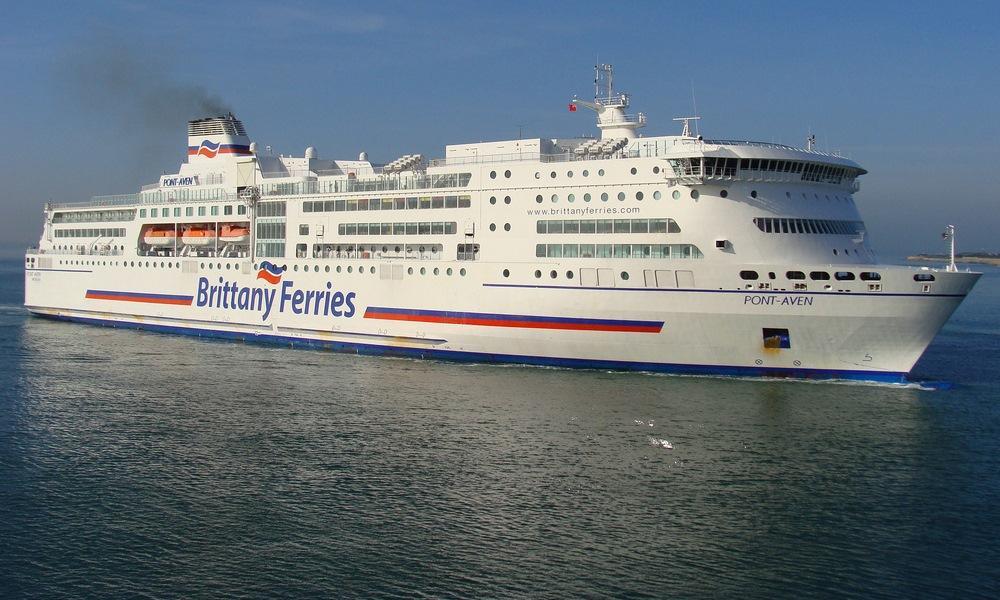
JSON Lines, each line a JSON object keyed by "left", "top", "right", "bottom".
{"left": 23, "top": 66, "right": 980, "bottom": 382}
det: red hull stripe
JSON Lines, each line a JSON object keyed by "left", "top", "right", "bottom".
{"left": 85, "top": 290, "right": 193, "bottom": 306}
{"left": 364, "top": 307, "right": 663, "bottom": 333}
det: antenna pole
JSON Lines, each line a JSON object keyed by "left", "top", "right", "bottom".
{"left": 948, "top": 225, "right": 956, "bottom": 272}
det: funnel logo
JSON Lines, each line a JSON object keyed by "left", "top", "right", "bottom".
{"left": 256, "top": 261, "right": 286, "bottom": 284}
{"left": 187, "top": 140, "right": 253, "bottom": 158}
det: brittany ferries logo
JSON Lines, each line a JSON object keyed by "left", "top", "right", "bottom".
{"left": 195, "top": 275, "right": 357, "bottom": 322}
{"left": 187, "top": 139, "right": 253, "bottom": 158}
{"left": 256, "top": 261, "right": 286, "bottom": 284}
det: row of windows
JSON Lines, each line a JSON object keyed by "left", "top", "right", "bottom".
{"left": 740, "top": 270, "right": 882, "bottom": 282}
{"left": 261, "top": 173, "right": 472, "bottom": 197}
{"left": 536, "top": 218, "right": 680, "bottom": 235}
{"left": 753, "top": 217, "right": 864, "bottom": 235}
{"left": 256, "top": 222, "right": 286, "bottom": 240}
{"left": 536, "top": 244, "right": 703, "bottom": 259}
{"left": 52, "top": 210, "right": 136, "bottom": 224}
{"left": 299, "top": 243, "right": 445, "bottom": 260}
{"left": 140, "top": 205, "right": 247, "bottom": 219}
{"left": 671, "top": 157, "right": 856, "bottom": 185}
{"left": 258, "top": 201, "right": 287, "bottom": 217}
{"left": 303, "top": 195, "right": 472, "bottom": 213}
{"left": 336, "top": 222, "right": 458, "bottom": 236}
{"left": 54, "top": 228, "right": 126, "bottom": 238}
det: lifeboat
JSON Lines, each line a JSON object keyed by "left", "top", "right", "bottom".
{"left": 143, "top": 226, "right": 177, "bottom": 246}
{"left": 181, "top": 226, "right": 217, "bottom": 247}
{"left": 219, "top": 224, "right": 250, "bottom": 244}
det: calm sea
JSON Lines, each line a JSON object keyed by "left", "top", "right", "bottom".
{"left": 1, "top": 258, "right": 998, "bottom": 598}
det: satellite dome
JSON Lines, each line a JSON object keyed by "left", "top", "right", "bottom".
{"left": 305, "top": 146, "right": 317, "bottom": 159}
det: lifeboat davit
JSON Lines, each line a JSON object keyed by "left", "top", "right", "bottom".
{"left": 181, "top": 226, "right": 217, "bottom": 247}
{"left": 220, "top": 224, "right": 250, "bottom": 244}
{"left": 144, "top": 226, "right": 177, "bottom": 246}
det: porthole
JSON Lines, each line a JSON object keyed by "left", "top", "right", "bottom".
{"left": 225, "top": 263, "right": 230, "bottom": 270}
{"left": 503, "top": 269, "right": 510, "bottom": 278}
{"left": 407, "top": 267, "right": 413, "bottom": 275}
{"left": 433, "top": 267, "right": 440, "bottom": 275}
{"left": 460, "top": 268, "right": 466, "bottom": 276}
{"left": 833, "top": 249, "right": 839, "bottom": 256}
{"left": 504, "top": 223, "right": 511, "bottom": 231}
{"left": 584, "top": 193, "right": 592, "bottom": 202}
{"left": 653, "top": 191, "right": 662, "bottom": 200}
{"left": 550, "top": 171, "right": 557, "bottom": 178}
{"left": 325, "top": 265, "right": 330, "bottom": 272}
{"left": 750, "top": 190, "right": 758, "bottom": 198}
{"left": 535, "top": 172, "right": 540, "bottom": 179}
{"left": 568, "top": 193, "right": 575, "bottom": 203}
{"left": 420, "top": 267, "right": 426, "bottom": 275}
{"left": 601, "top": 192, "right": 609, "bottom": 202}
{"left": 620, "top": 271, "right": 630, "bottom": 281}
{"left": 490, "top": 223, "right": 496, "bottom": 231}
{"left": 292, "top": 265, "right": 297, "bottom": 272}
{"left": 720, "top": 190, "right": 728, "bottom": 198}
{"left": 653, "top": 166, "right": 660, "bottom": 174}
{"left": 690, "top": 190, "right": 700, "bottom": 199}
{"left": 567, "top": 171, "right": 574, "bottom": 178}
{"left": 337, "top": 266, "right": 342, "bottom": 273}
{"left": 630, "top": 167, "right": 637, "bottom": 175}
{"left": 504, "top": 196, "right": 511, "bottom": 204}
{"left": 582, "top": 170, "right": 589, "bottom": 177}
{"left": 786, "top": 192, "right": 792, "bottom": 198}
{"left": 370, "top": 266, "right": 375, "bottom": 274}
{"left": 504, "top": 170, "right": 511, "bottom": 178}
{"left": 315, "top": 265, "right": 321, "bottom": 272}
{"left": 550, "top": 270, "right": 557, "bottom": 279}
{"left": 446, "top": 268, "right": 453, "bottom": 276}
{"left": 636, "top": 191, "right": 644, "bottom": 201}
{"left": 598, "top": 169, "right": 605, "bottom": 176}
{"left": 551, "top": 194, "right": 558, "bottom": 203}
{"left": 490, "top": 196, "right": 497, "bottom": 205}
{"left": 534, "top": 270, "right": 542, "bottom": 279}
{"left": 566, "top": 271, "right": 574, "bottom": 279}
{"left": 490, "top": 170, "right": 497, "bottom": 179}
{"left": 536, "top": 195, "right": 543, "bottom": 203}
{"left": 347, "top": 266, "right": 353, "bottom": 273}
{"left": 617, "top": 192, "right": 626, "bottom": 201}
{"left": 672, "top": 190, "right": 681, "bottom": 200}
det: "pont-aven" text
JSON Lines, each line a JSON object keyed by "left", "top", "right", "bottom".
{"left": 744, "top": 295, "right": 814, "bottom": 307}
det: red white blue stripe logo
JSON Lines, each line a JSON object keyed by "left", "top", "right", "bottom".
{"left": 363, "top": 307, "right": 663, "bottom": 333}
{"left": 85, "top": 290, "right": 194, "bottom": 306}
{"left": 187, "top": 139, "right": 252, "bottom": 158}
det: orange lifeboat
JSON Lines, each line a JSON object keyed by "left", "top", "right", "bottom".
{"left": 181, "top": 226, "right": 217, "bottom": 247}
{"left": 143, "top": 226, "right": 177, "bottom": 246}
{"left": 219, "top": 224, "right": 250, "bottom": 244}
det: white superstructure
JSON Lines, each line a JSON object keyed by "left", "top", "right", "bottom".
{"left": 23, "top": 66, "right": 980, "bottom": 382}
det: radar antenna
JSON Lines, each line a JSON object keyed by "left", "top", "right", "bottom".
{"left": 672, "top": 116, "right": 702, "bottom": 138}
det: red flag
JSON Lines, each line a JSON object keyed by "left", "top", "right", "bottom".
{"left": 568, "top": 103, "right": 577, "bottom": 112}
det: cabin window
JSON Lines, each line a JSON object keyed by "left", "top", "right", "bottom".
{"left": 299, "top": 224, "right": 309, "bottom": 236}
{"left": 809, "top": 271, "right": 831, "bottom": 280}
{"left": 786, "top": 271, "right": 806, "bottom": 280}
{"left": 140, "top": 209, "right": 147, "bottom": 218}
{"left": 457, "top": 244, "right": 480, "bottom": 261}
{"left": 740, "top": 270, "right": 759, "bottom": 280}
{"left": 860, "top": 272, "right": 882, "bottom": 281}
{"left": 835, "top": 272, "right": 856, "bottom": 281}
{"left": 914, "top": 273, "right": 936, "bottom": 282}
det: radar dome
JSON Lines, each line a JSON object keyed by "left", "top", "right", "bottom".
{"left": 359, "top": 151, "right": 368, "bottom": 161}
{"left": 249, "top": 142, "right": 258, "bottom": 154}
{"left": 305, "top": 146, "right": 317, "bottom": 159}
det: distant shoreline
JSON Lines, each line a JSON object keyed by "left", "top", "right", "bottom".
{"left": 907, "top": 253, "right": 1000, "bottom": 266}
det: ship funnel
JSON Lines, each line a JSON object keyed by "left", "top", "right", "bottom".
{"left": 186, "top": 113, "right": 252, "bottom": 161}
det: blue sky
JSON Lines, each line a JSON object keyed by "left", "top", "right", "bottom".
{"left": 1, "top": 0, "right": 998, "bottom": 256}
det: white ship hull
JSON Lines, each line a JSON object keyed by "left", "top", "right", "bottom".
{"left": 24, "top": 258, "right": 978, "bottom": 382}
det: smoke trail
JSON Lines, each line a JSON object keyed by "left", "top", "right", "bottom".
{"left": 56, "top": 33, "right": 233, "bottom": 131}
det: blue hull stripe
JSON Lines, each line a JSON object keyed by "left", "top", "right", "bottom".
{"left": 30, "top": 312, "right": 910, "bottom": 383}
